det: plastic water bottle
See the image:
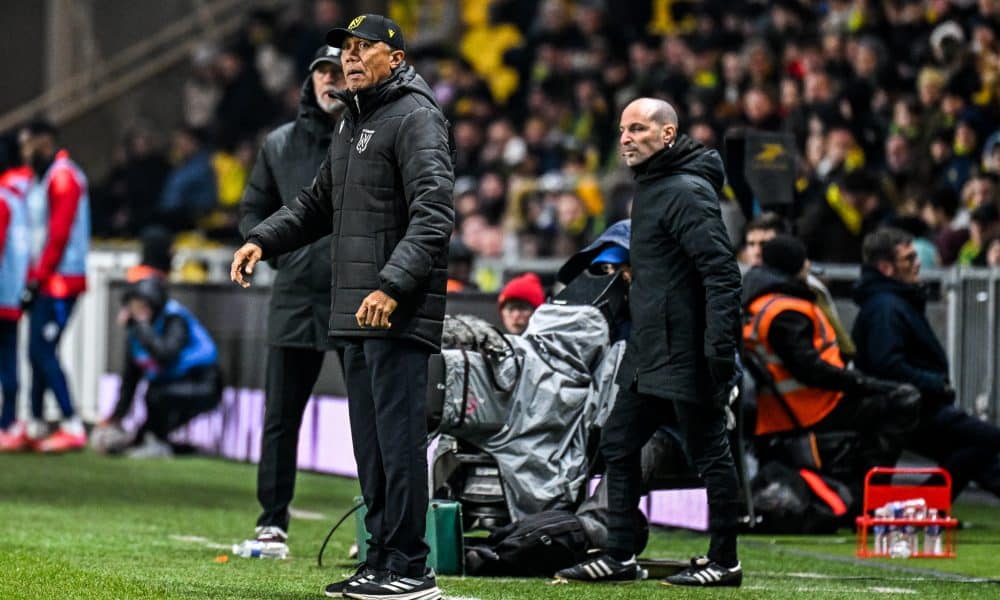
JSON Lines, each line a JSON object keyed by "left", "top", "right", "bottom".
{"left": 232, "top": 540, "right": 289, "bottom": 559}
{"left": 873, "top": 507, "right": 888, "bottom": 555}
{"left": 924, "top": 508, "right": 943, "bottom": 556}
{"left": 903, "top": 506, "right": 918, "bottom": 554}
{"left": 889, "top": 502, "right": 912, "bottom": 558}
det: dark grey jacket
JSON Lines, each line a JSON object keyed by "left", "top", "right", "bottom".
{"left": 616, "top": 135, "right": 742, "bottom": 403}
{"left": 246, "top": 64, "right": 455, "bottom": 351}
{"left": 239, "top": 76, "right": 337, "bottom": 350}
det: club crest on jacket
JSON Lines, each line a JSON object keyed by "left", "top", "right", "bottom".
{"left": 356, "top": 129, "right": 375, "bottom": 153}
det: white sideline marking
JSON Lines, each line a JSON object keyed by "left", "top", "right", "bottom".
{"left": 169, "top": 534, "right": 232, "bottom": 550}
{"left": 759, "top": 571, "right": 931, "bottom": 582}
{"left": 289, "top": 507, "right": 327, "bottom": 521}
{"left": 746, "top": 585, "right": 917, "bottom": 594}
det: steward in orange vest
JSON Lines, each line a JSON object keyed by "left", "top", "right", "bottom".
{"left": 741, "top": 236, "right": 919, "bottom": 474}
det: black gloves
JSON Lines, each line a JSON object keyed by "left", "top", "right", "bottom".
{"left": 707, "top": 354, "right": 737, "bottom": 407}
{"left": 845, "top": 371, "right": 898, "bottom": 396}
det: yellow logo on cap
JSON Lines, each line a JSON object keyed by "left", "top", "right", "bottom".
{"left": 348, "top": 15, "right": 365, "bottom": 29}
{"left": 388, "top": 29, "right": 395, "bottom": 38}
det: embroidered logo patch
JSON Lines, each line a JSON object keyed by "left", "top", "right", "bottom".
{"left": 348, "top": 15, "right": 365, "bottom": 29}
{"left": 356, "top": 128, "right": 375, "bottom": 153}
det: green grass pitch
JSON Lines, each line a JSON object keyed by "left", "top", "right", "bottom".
{"left": 1, "top": 451, "right": 997, "bottom": 599}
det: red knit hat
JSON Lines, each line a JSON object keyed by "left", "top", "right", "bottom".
{"left": 498, "top": 272, "right": 545, "bottom": 309}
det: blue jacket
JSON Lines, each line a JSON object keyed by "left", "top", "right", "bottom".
{"left": 129, "top": 299, "right": 218, "bottom": 382}
{"left": 851, "top": 266, "right": 950, "bottom": 398}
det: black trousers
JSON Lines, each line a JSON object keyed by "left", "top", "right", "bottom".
{"left": 814, "top": 390, "right": 920, "bottom": 478}
{"left": 256, "top": 346, "right": 328, "bottom": 532}
{"left": 344, "top": 338, "right": 431, "bottom": 577}
{"left": 910, "top": 404, "right": 1000, "bottom": 497}
{"left": 139, "top": 365, "right": 222, "bottom": 442}
{"left": 601, "top": 384, "right": 741, "bottom": 566}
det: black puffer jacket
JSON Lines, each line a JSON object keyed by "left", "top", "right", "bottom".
{"left": 239, "top": 75, "right": 337, "bottom": 350}
{"left": 247, "top": 64, "right": 455, "bottom": 351}
{"left": 616, "top": 135, "right": 742, "bottom": 403}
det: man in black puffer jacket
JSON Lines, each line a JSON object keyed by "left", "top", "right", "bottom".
{"left": 231, "top": 14, "right": 453, "bottom": 600}
{"left": 557, "top": 98, "right": 744, "bottom": 588}
{"left": 234, "top": 46, "right": 345, "bottom": 555}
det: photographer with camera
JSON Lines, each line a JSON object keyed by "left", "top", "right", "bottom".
{"left": 97, "top": 277, "right": 222, "bottom": 458}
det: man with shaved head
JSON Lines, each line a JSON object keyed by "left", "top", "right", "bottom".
{"left": 557, "top": 98, "right": 744, "bottom": 587}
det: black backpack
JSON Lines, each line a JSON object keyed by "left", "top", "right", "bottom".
{"left": 465, "top": 510, "right": 590, "bottom": 577}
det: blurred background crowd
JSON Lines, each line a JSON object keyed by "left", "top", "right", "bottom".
{"left": 39, "top": 0, "right": 1000, "bottom": 288}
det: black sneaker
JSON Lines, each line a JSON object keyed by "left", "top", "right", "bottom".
{"left": 324, "top": 564, "right": 382, "bottom": 597}
{"left": 661, "top": 556, "right": 742, "bottom": 587}
{"left": 343, "top": 569, "right": 441, "bottom": 600}
{"left": 554, "top": 554, "right": 648, "bottom": 582}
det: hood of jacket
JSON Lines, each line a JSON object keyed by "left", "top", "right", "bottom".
{"left": 852, "top": 265, "right": 928, "bottom": 311}
{"left": 556, "top": 219, "right": 631, "bottom": 284}
{"left": 742, "top": 265, "right": 815, "bottom": 307}
{"left": 337, "top": 63, "right": 440, "bottom": 120}
{"left": 632, "top": 134, "right": 726, "bottom": 193}
{"left": 123, "top": 276, "right": 168, "bottom": 316}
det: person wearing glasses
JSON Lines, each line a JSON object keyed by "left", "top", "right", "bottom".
{"left": 853, "top": 227, "right": 1000, "bottom": 500}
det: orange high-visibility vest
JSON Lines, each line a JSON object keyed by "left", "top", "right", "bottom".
{"left": 743, "top": 293, "right": 844, "bottom": 435}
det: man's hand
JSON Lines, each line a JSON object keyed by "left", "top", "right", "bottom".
{"left": 231, "top": 243, "right": 263, "bottom": 288}
{"left": 116, "top": 306, "right": 132, "bottom": 327}
{"left": 355, "top": 290, "right": 398, "bottom": 329}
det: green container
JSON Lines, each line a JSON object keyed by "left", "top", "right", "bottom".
{"left": 354, "top": 497, "right": 464, "bottom": 575}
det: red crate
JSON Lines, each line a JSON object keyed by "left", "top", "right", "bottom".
{"left": 855, "top": 467, "right": 958, "bottom": 558}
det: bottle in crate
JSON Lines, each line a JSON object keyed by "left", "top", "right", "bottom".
{"left": 924, "top": 508, "right": 943, "bottom": 556}
{"left": 888, "top": 502, "right": 911, "bottom": 558}
{"left": 872, "top": 507, "right": 888, "bottom": 555}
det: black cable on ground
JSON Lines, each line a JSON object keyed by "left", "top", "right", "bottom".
{"left": 317, "top": 501, "right": 365, "bottom": 568}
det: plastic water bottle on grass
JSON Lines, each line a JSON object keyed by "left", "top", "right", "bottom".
{"left": 232, "top": 540, "right": 289, "bottom": 559}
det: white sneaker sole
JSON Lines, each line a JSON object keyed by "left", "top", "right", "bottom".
{"left": 325, "top": 575, "right": 377, "bottom": 597}
{"left": 344, "top": 587, "right": 441, "bottom": 600}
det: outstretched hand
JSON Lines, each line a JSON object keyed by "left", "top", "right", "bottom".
{"left": 231, "top": 243, "right": 263, "bottom": 288}
{"left": 355, "top": 290, "right": 398, "bottom": 329}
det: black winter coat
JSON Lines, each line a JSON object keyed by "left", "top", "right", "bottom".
{"left": 851, "top": 266, "right": 951, "bottom": 400}
{"left": 239, "top": 75, "right": 336, "bottom": 350}
{"left": 616, "top": 136, "right": 742, "bottom": 402}
{"left": 247, "top": 64, "right": 455, "bottom": 351}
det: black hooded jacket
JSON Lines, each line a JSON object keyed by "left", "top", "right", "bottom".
{"left": 239, "top": 75, "right": 337, "bottom": 349}
{"left": 851, "top": 266, "right": 950, "bottom": 400}
{"left": 246, "top": 64, "right": 455, "bottom": 351}
{"left": 616, "top": 135, "right": 742, "bottom": 402}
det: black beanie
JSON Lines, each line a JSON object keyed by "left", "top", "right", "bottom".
{"left": 762, "top": 234, "right": 807, "bottom": 276}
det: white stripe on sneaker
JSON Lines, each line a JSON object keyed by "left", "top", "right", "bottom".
{"left": 583, "top": 563, "right": 597, "bottom": 579}
{"left": 594, "top": 560, "right": 610, "bottom": 577}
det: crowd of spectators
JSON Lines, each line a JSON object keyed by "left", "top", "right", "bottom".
{"left": 89, "top": 0, "right": 1000, "bottom": 285}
